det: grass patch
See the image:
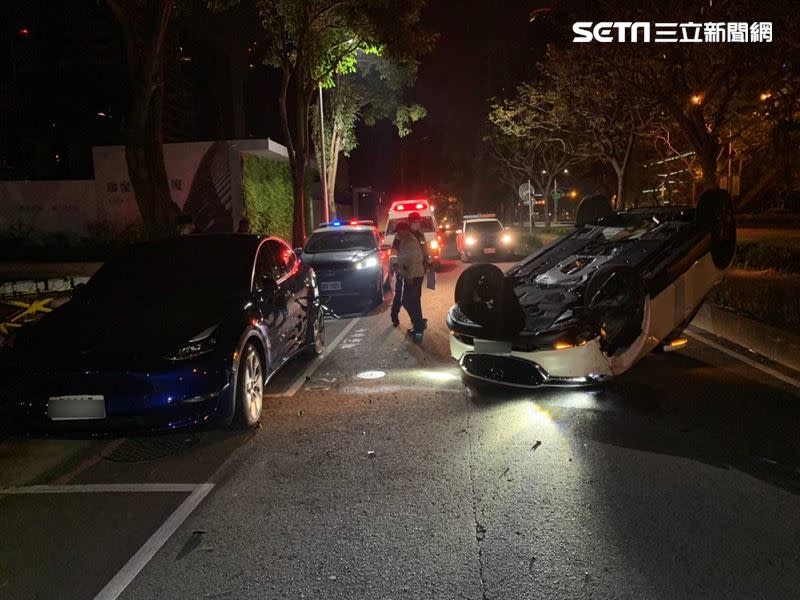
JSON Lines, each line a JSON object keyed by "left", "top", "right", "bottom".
{"left": 734, "top": 241, "right": 800, "bottom": 273}
{"left": 709, "top": 269, "right": 800, "bottom": 334}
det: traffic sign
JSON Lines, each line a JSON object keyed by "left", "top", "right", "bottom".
{"left": 519, "top": 181, "right": 533, "bottom": 204}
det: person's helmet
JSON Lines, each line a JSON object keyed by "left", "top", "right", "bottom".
{"left": 408, "top": 211, "right": 421, "bottom": 223}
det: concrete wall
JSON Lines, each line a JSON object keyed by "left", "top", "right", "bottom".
{"left": 0, "top": 138, "right": 290, "bottom": 238}
{"left": 0, "top": 180, "right": 97, "bottom": 235}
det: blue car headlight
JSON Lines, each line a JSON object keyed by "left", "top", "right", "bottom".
{"left": 167, "top": 325, "right": 218, "bottom": 361}
{"left": 355, "top": 256, "right": 379, "bottom": 270}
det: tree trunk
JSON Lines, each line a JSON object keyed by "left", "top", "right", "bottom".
{"left": 108, "top": 0, "right": 177, "bottom": 239}
{"left": 126, "top": 83, "right": 177, "bottom": 238}
{"left": 326, "top": 120, "right": 340, "bottom": 219}
{"left": 737, "top": 166, "right": 778, "bottom": 210}
{"left": 698, "top": 148, "right": 718, "bottom": 192}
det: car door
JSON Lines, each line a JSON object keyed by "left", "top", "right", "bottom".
{"left": 253, "top": 241, "right": 292, "bottom": 359}
{"left": 266, "top": 239, "right": 306, "bottom": 353}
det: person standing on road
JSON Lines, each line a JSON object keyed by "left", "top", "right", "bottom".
{"left": 393, "top": 221, "right": 426, "bottom": 338}
{"left": 390, "top": 212, "right": 428, "bottom": 327}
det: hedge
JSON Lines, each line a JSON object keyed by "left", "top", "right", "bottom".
{"left": 242, "top": 154, "right": 294, "bottom": 241}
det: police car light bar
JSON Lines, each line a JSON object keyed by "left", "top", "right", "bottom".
{"left": 318, "top": 220, "right": 375, "bottom": 228}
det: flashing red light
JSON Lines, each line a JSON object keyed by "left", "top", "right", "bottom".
{"left": 392, "top": 200, "right": 429, "bottom": 212}
{"left": 18, "top": 28, "right": 30, "bottom": 37}
{"left": 350, "top": 219, "right": 358, "bottom": 225}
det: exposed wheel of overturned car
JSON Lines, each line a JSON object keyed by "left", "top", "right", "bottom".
{"left": 584, "top": 266, "right": 646, "bottom": 355}
{"left": 454, "top": 263, "right": 525, "bottom": 339}
{"left": 695, "top": 188, "right": 736, "bottom": 270}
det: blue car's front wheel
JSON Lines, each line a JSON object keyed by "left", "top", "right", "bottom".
{"left": 232, "top": 342, "right": 264, "bottom": 429}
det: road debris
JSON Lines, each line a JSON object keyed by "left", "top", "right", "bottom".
{"left": 297, "top": 410, "right": 304, "bottom": 417}
{"left": 498, "top": 467, "right": 510, "bottom": 480}
{"left": 530, "top": 440, "right": 542, "bottom": 451}
{"left": 367, "top": 450, "right": 376, "bottom": 458}
{"left": 476, "top": 523, "right": 486, "bottom": 542}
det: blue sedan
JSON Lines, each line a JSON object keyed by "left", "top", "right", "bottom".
{"left": 0, "top": 234, "right": 324, "bottom": 433}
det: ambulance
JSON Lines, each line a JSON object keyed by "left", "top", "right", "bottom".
{"left": 381, "top": 199, "right": 442, "bottom": 270}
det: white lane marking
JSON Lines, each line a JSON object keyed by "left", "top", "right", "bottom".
{"left": 265, "top": 317, "right": 361, "bottom": 398}
{"left": 93, "top": 483, "right": 215, "bottom": 600}
{"left": 687, "top": 330, "right": 800, "bottom": 390}
{"left": 0, "top": 483, "right": 201, "bottom": 495}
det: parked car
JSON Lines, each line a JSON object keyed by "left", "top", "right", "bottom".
{"left": 0, "top": 234, "right": 324, "bottom": 433}
{"left": 302, "top": 220, "right": 391, "bottom": 308}
{"left": 447, "top": 191, "right": 736, "bottom": 388}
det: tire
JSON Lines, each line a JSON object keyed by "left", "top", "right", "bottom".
{"left": 232, "top": 342, "right": 264, "bottom": 429}
{"left": 454, "top": 263, "right": 525, "bottom": 339}
{"left": 585, "top": 266, "right": 646, "bottom": 355}
{"left": 576, "top": 194, "right": 612, "bottom": 227}
{"left": 696, "top": 188, "right": 736, "bottom": 269}
{"left": 302, "top": 303, "right": 325, "bottom": 357}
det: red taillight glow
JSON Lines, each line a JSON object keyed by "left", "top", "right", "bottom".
{"left": 350, "top": 220, "right": 358, "bottom": 225}
{"left": 18, "top": 28, "right": 30, "bottom": 37}
{"left": 392, "top": 200, "right": 428, "bottom": 212}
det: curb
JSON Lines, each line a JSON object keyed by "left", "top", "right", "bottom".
{"left": 690, "top": 303, "right": 800, "bottom": 375}
{"left": 0, "top": 276, "right": 90, "bottom": 299}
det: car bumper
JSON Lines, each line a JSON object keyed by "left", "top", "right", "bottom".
{"left": 0, "top": 355, "right": 234, "bottom": 434}
{"left": 316, "top": 268, "right": 381, "bottom": 297}
{"left": 461, "top": 245, "right": 513, "bottom": 258}
{"left": 449, "top": 332, "right": 614, "bottom": 387}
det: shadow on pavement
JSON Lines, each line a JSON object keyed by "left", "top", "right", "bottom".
{"left": 463, "top": 352, "right": 800, "bottom": 493}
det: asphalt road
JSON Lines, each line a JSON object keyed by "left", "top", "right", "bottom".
{"left": 2, "top": 259, "right": 800, "bottom": 600}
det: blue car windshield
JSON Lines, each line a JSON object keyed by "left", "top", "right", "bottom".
{"left": 86, "top": 238, "right": 254, "bottom": 298}
{"left": 305, "top": 231, "right": 376, "bottom": 253}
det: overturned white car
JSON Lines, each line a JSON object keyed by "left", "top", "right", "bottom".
{"left": 447, "top": 190, "right": 736, "bottom": 388}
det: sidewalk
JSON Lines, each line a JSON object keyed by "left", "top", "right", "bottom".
{"left": 0, "top": 262, "right": 101, "bottom": 297}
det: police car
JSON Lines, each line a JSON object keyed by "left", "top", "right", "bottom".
{"left": 301, "top": 220, "right": 392, "bottom": 307}
{"left": 456, "top": 214, "right": 514, "bottom": 262}
{"left": 381, "top": 199, "right": 442, "bottom": 270}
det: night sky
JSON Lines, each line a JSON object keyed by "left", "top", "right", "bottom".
{"left": 1, "top": 0, "right": 563, "bottom": 210}
{"left": 349, "top": 0, "right": 551, "bottom": 208}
